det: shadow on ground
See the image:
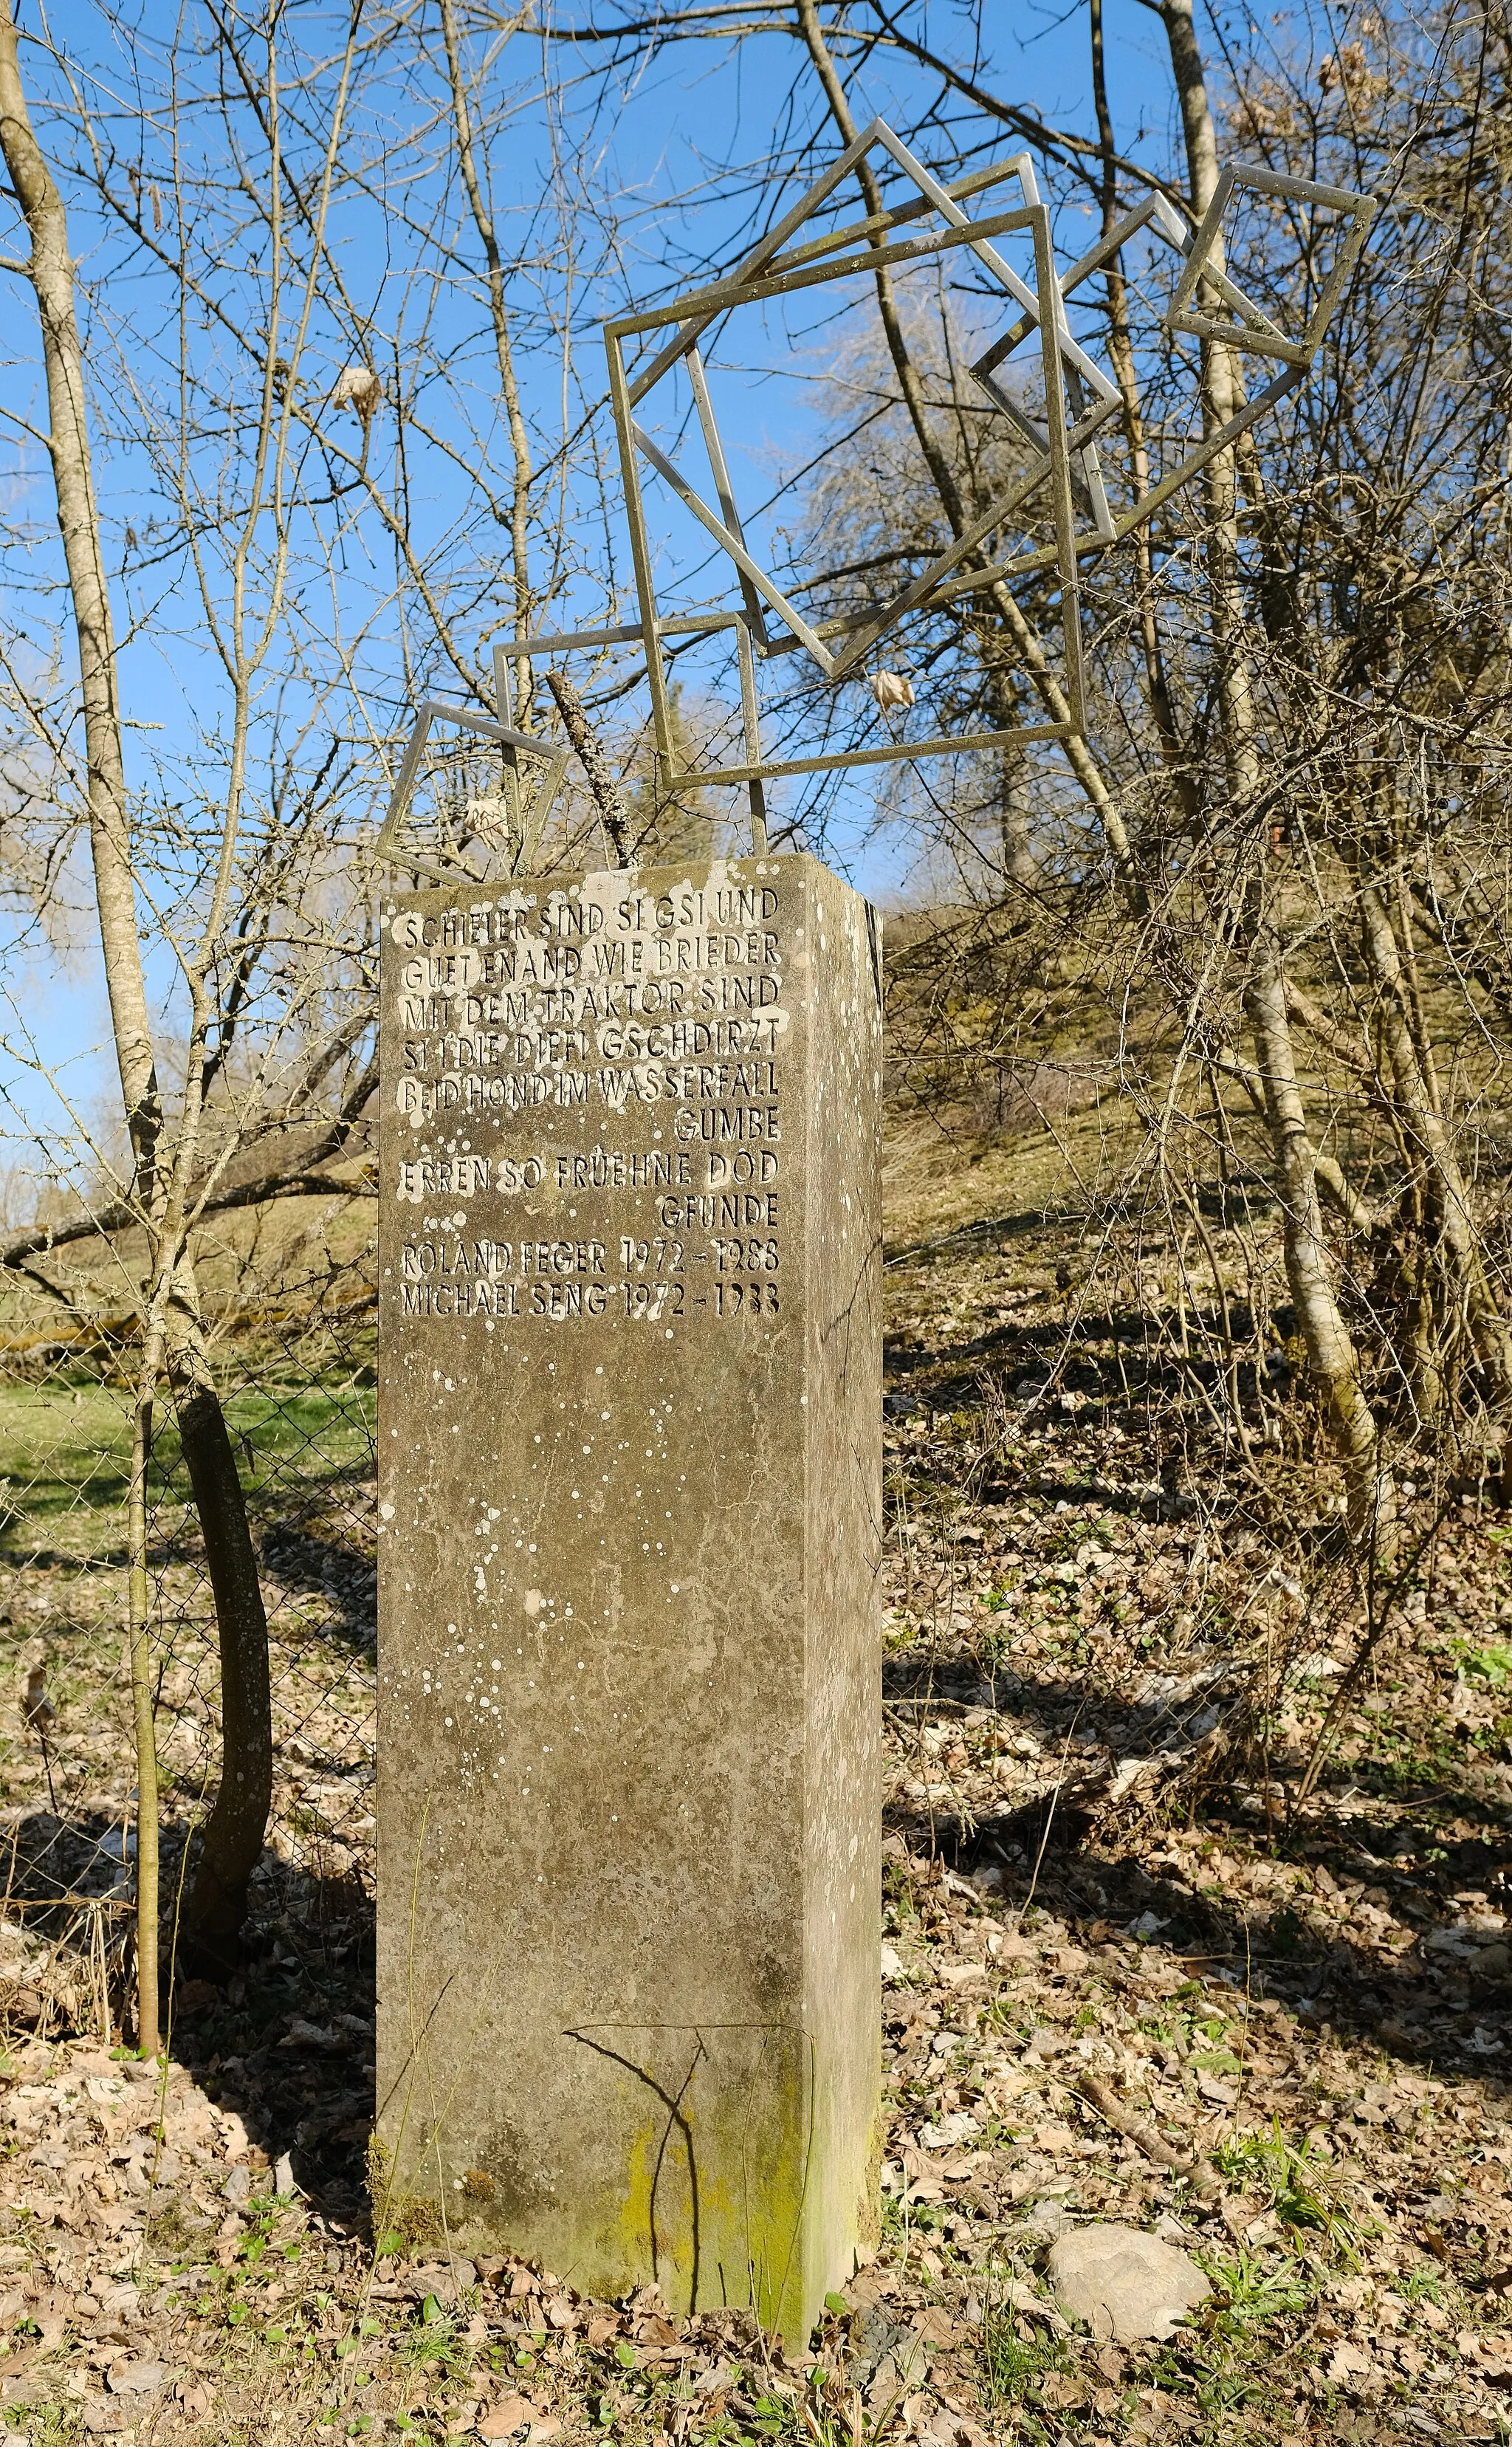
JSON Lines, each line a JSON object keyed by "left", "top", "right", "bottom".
{"left": 0, "top": 1806, "right": 377, "bottom": 2229}
{"left": 884, "top": 1780, "right": 1512, "bottom": 2090}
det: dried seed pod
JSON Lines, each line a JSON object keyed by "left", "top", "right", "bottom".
{"left": 331, "top": 363, "right": 380, "bottom": 428}
{"left": 22, "top": 1662, "right": 54, "bottom": 1731}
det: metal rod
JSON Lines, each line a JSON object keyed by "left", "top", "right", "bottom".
{"left": 664, "top": 722, "right": 1072, "bottom": 788}
{"left": 733, "top": 614, "right": 769, "bottom": 854}
{"left": 1166, "top": 165, "right": 1239, "bottom": 321}
{"left": 1030, "top": 201, "right": 1085, "bottom": 731}
{"left": 622, "top": 111, "right": 898, "bottom": 411}
{"left": 1167, "top": 310, "right": 1310, "bottom": 365}
{"left": 518, "top": 748, "right": 572, "bottom": 874}
{"left": 376, "top": 707, "right": 436, "bottom": 860}
{"left": 497, "top": 610, "right": 741, "bottom": 656}
{"left": 605, "top": 326, "right": 677, "bottom": 764}
{"left": 608, "top": 204, "right": 1039, "bottom": 343}
{"left": 630, "top": 419, "right": 839, "bottom": 676}
{"left": 760, "top": 152, "right": 1032, "bottom": 280}
{"left": 869, "top": 122, "right": 1120, "bottom": 408}
{"left": 1298, "top": 196, "right": 1378, "bottom": 351}
{"left": 490, "top": 646, "right": 523, "bottom": 844}
{"left": 1232, "top": 161, "right": 1370, "bottom": 212}
{"left": 687, "top": 345, "right": 769, "bottom": 651}
{"left": 413, "top": 700, "right": 552, "bottom": 755}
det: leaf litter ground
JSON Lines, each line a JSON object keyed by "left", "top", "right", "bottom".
{"left": 0, "top": 1187, "right": 1508, "bottom": 2442}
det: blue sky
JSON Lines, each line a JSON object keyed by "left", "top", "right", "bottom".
{"left": 0, "top": 0, "right": 1191, "bottom": 1184}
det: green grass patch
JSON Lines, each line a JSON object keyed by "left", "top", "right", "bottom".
{"left": 979, "top": 2304, "right": 1071, "bottom": 2412}
{"left": 1212, "top": 2121, "right": 1358, "bottom": 2248}
{"left": 0, "top": 1376, "right": 374, "bottom": 1566}
{"left": 1454, "top": 1636, "right": 1512, "bottom": 1687}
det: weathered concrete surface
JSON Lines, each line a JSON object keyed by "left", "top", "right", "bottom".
{"left": 375, "top": 855, "right": 882, "bottom": 2337}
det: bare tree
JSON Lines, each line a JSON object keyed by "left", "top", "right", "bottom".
{"left": 0, "top": 0, "right": 622, "bottom": 2016}
{"left": 759, "top": 1, "right": 1512, "bottom": 1558}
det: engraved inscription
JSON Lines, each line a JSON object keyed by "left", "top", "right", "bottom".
{"left": 383, "top": 872, "right": 791, "bottom": 1331}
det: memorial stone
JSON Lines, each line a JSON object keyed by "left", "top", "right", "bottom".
{"left": 375, "top": 852, "right": 882, "bottom": 2337}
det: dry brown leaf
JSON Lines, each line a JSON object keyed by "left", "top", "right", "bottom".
{"left": 913, "top": 2306, "right": 963, "bottom": 2346}
{"left": 478, "top": 2396, "right": 535, "bottom": 2440}
{"left": 107, "top": 2359, "right": 165, "bottom": 2394}
{"left": 1323, "top": 2341, "right": 1381, "bottom": 2392}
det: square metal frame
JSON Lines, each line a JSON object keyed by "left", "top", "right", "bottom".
{"left": 1166, "top": 162, "right": 1378, "bottom": 367}
{"left": 375, "top": 700, "right": 571, "bottom": 885}
{"left": 925, "top": 163, "right": 1377, "bottom": 600}
{"left": 603, "top": 186, "right": 1089, "bottom": 794}
{"left": 475, "top": 122, "right": 1378, "bottom": 865}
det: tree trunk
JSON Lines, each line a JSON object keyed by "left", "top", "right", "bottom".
{"left": 127, "top": 1386, "right": 160, "bottom": 2056}
{"left": 0, "top": 1, "right": 160, "bottom": 1198}
{"left": 1245, "top": 914, "right": 1389, "bottom": 1540}
{"left": 1156, "top": 0, "right": 1389, "bottom": 1550}
{"left": 174, "top": 1328, "right": 272, "bottom": 1969}
{"left": 0, "top": 10, "right": 274, "bottom": 1964}
{"left": 999, "top": 739, "right": 1037, "bottom": 887}
{"left": 1090, "top": 0, "right": 1192, "bottom": 814}
{"left": 548, "top": 671, "right": 633, "bottom": 864}
{"left": 793, "top": 0, "right": 1145, "bottom": 899}
{"left": 439, "top": 0, "right": 535, "bottom": 729}
{"left": 1353, "top": 866, "right": 1512, "bottom": 1415}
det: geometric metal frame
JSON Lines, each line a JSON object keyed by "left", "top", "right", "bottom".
{"left": 498, "top": 117, "right": 1118, "bottom": 846}
{"left": 928, "top": 166, "right": 1378, "bottom": 593}
{"left": 924, "top": 170, "right": 1370, "bottom": 599}
{"left": 1166, "top": 162, "right": 1378, "bottom": 368}
{"left": 467, "top": 118, "right": 1377, "bottom": 862}
{"left": 604, "top": 203, "right": 1086, "bottom": 806}
{"left": 374, "top": 696, "right": 571, "bottom": 885}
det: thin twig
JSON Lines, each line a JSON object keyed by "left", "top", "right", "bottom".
{"left": 1077, "top": 2072, "right": 1223, "bottom": 2199}
{"left": 1014, "top": 1708, "right": 1084, "bottom": 1926}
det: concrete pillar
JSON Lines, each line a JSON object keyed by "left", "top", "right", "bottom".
{"left": 375, "top": 854, "right": 881, "bottom": 2338}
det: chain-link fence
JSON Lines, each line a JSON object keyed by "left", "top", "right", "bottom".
{"left": 0, "top": 1210, "right": 381, "bottom": 2212}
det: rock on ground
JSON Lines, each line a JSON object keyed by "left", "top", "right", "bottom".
{"left": 1048, "top": 2223, "right": 1210, "bottom": 2344}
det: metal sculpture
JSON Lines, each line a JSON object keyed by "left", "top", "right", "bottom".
{"left": 376, "top": 679, "right": 571, "bottom": 885}
{"left": 377, "top": 119, "right": 1375, "bottom": 873}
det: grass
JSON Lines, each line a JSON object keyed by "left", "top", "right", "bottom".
{"left": 0, "top": 1376, "right": 374, "bottom": 1565}
{"left": 1212, "top": 2121, "right": 1359, "bottom": 2249}
{"left": 0, "top": 1380, "right": 137, "bottom": 1556}
{"left": 1132, "top": 2250, "right": 1322, "bottom": 2443}
{"left": 1196, "top": 2250, "right": 1313, "bottom": 2329}
{"left": 1454, "top": 1637, "right": 1512, "bottom": 1687}
{"left": 389, "top": 2294, "right": 475, "bottom": 2381}
{"left": 979, "top": 2300, "right": 1071, "bottom": 2413}
{"left": 882, "top": 1077, "right": 1148, "bottom": 1257}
